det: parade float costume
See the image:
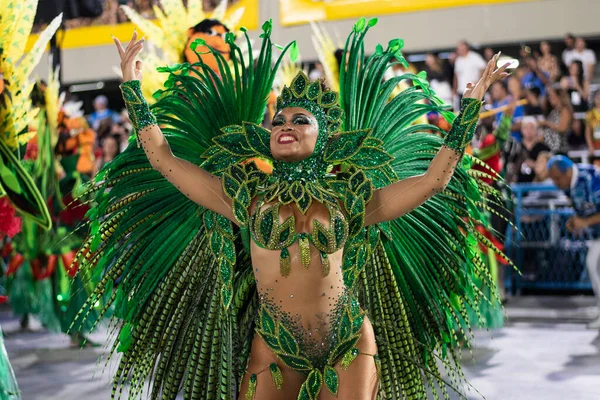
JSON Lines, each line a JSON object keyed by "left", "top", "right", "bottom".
{"left": 72, "top": 18, "right": 509, "bottom": 399}
{"left": 120, "top": 0, "right": 245, "bottom": 102}
{"left": 0, "top": 1, "right": 63, "bottom": 397}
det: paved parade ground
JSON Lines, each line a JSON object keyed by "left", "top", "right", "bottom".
{"left": 5, "top": 296, "right": 600, "bottom": 400}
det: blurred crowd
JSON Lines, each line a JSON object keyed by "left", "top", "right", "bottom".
{"left": 80, "top": 32, "right": 599, "bottom": 188}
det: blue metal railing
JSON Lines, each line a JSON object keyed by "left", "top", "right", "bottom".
{"left": 505, "top": 183, "right": 593, "bottom": 293}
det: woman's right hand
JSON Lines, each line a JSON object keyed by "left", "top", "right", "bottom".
{"left": 113, "top": 30, "right": 144, "bottom": 83}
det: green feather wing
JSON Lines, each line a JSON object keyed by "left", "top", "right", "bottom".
{"left": 338, "top": 18, "right": 508, "bottom": 398}
{"left": 72, "top": 22, "right": 292, "bottom": 399}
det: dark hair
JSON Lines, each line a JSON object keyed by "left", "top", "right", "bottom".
{"left": 190, "top": 19, "right": 230, "bottom": 34}
{"left": 571, "top": 60, "right": 585, "bottom": 88}
{"left": 565, "top": 33, "right": 575, "bottom": 40}
{"left": 527, "top": 86, "right": 541, "bottom": 98}
{"left": 334, "top": 48, "right": 344, "bottom": 69}
{"left": 97, "top": 118, "right": 113, "bottom": 139}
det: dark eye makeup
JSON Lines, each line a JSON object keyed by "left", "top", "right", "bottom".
{"left": 272, "top": 113, "right": 311, "bottom": 127}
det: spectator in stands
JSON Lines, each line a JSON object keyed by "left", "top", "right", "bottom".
{"left": 562, "top": 33, "right": 576, "bottom": 67}
{"left": 484, "top": 47, "right": 495, "bottom": 62}
{"left": 491, "top": 80, "right": 524, "bottom": 141}
{"left": 513, "top": 117, "right": 551, "bottom": 183}
{"left": 521, "top": 56, "right": 549, "bottom": 95}
{"left": 523, "top": 87, "right": 543, "bottom": 116}
{"left": 547, "top": 155, "right": 600, "bottom": 329}
{"left": 561, "top": 60, "right": 590, "bottom": 112}
{"left": 534, "top": 151, "right": 552, "bottom": 183}
{"left": 585, "top": 91, "right": 600, "bottom": 153}
{"left": 538, "top": 41, "right": 560, "bottom": 82}
{"left": 97, "top": 134, "right": 121, "bottom": 170}
{"left": 424, "top": 53, "right": 453, "bottom": 105}
{"left": 568, "top": 118, "right": 587, "bottom": 150}
{"left": 111, "top": 121, "right": 131, "bottom": 153}
{"left": 88, "top": 95, "right": 120, "bottom": 131}
{"left": 539, "top": 87, "right": 573, "bottom": 153}
{"left": 564, "top": 38, "right": 597, "bottom": 84}
{"left": 95, "top": 118, "right": 113, "bottom": 148}
{"left": 453, "top": 41, "right": 486, "bottom": 99}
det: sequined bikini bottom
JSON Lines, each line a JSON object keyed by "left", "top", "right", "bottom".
{"left": 244, "top": 293, "right": 380, "bottom": 399}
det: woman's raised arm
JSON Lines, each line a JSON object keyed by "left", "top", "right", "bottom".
{"left": 114, "top": 31, "right": 236, "bottom": 223}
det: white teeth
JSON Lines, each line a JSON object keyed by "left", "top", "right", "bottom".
{"left": 278, "top": 135, "right": 296, "bottom": 144}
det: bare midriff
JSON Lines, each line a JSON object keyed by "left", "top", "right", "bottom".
{"left": 249, "top": 200, "right": 348, "bottom": 359}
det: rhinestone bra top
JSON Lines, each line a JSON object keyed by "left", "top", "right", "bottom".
{"left": 249, "top": 197, "right": 349, "bottom": 277}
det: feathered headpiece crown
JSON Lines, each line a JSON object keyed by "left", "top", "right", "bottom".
{"left": 276, "top": 72, "right": 343, "bottom": 135}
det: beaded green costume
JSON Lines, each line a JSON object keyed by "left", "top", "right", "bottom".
{"left": 72, "top": 18, "right": 507, "bottom": 399}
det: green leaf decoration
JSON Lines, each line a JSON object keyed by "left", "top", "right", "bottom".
{"left": 323, "top": 130, "right": 369, "bottom": 162}
{"left": 221, "top": 286, "right": 232, "bottom": 309}
{"left": 324, "top": 366, "right": 339, "bottom": 396}
{"left": 306, "top": 369, "right": 323, "bottom": 399}
{"left": 262, "top": 19, "right": 273, "bottom": 35}
{"left": 0, "top": 141, "right": 51, "bottom": 229}
{"left": 278, "top": 354, "right": 312, "bottom": 372}
{"left": 319, "top": 91, "right": 338, "bottom": 107}
{"left": 368, "top": 17, "right": 379, "bottom": 27}
{"left": 189, "top": 38, "right": 206, "bottom": 51}
{"left": 351, "top": 147, "right": 393, "bottom": 169}
{"left": 213, "top": 133, "right": 254, "bottom": 157}
{"left": 278, "top": 325, "right": 299, "bottom": 355}
{"left": 233, "top": 200, "right": 248, "bottom": 225}
{"left": 388, "top": 38, "right": 404, "bottom": 52}
{"left": 244, "top": 122, "right": 272, "bottom": 157}
{"left": 306, "top": 82, "right": 321, "bottom": 100}
{"left": 291, "top": 71, "right": 308, "bottom": 97}
{"left": 210, "top": 232, "right": 223, "bottom": 254}
{"left": 329, "top": 336, "right": 360, "bottom": 365}
{"left": 237, "top": 184, "right": 250, "bottom": 206}
{"left": 222, "top": 174, "right": 239, "bottom": 199}
{"left": 353, "top": 17, "right": 367, "bottom": 33}
{"left": 261, "top": 307, "right": 276, "bottom": 334}
{"left": 202, "top": 211, "right": 216, "bottom": 231}
{"left": 230, "top": 164, "right": 247, "bottom": 183}
{"left": 0, "top": 164, "right": 21, "bottom": 194}
{"left": 290, "top": 41, "right": 299, "bottom": 62}
{"left": 260, "top": 332, "right": 281, "bottom": 351}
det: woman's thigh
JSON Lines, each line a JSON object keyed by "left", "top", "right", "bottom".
{"left": 319, "top": 315, "right": 379, "bottom": 400}
{"left": 238, "top": 335, "right": 306, "bottom": 400}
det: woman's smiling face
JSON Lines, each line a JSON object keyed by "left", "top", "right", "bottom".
{"left": 270, "top": 107, "right": 319, "bottom": 162}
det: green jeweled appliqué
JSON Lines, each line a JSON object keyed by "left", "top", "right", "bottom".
{"left": 323, "top": 365, "right": 339, "bottom": 395}
{"left": 263, "top": 178, "right": 339, "bottom": 214}
{"left": 202, "top": 210, "right": 236, "bottom": 309}
{"left": 120, "top": 80, "right": 157, "bottom": 146}
{"left": 249, "top": 199, "right": 348, "bottom": 276}
{"left": 219, "top": 162, "right": 268, "bottom": 226}
{"left": 269, "top": 363, "right": 284, "bottom": 390}
{"left": 444, "top": 98, "right": 482, "bottom": 153}
{"left": 245, "top": 374, "right": 257, "bottom": 400}
{"left": 255, "top": 293, "right": 364, "bottom": 399}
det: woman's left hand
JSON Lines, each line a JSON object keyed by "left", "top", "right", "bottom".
{"left": 464, "top": 52, "right": 511, "bottom": 101}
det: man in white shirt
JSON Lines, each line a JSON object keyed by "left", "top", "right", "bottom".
{"left": 453, "top": 41, "right": 486, "bottom": 99}
{"left": 562, "top": 33, "right": 576, "bottom": 66}
{"left": 564, "top": 38, "right": 597, "bottom": 83}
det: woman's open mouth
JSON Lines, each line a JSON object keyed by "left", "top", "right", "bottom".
{"left": 277, "top": 133, "right": 298, "bottom": 144}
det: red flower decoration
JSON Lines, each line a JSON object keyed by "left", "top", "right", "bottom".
{"left": 0, "top": 197, "right": 22, "bottom": 239}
